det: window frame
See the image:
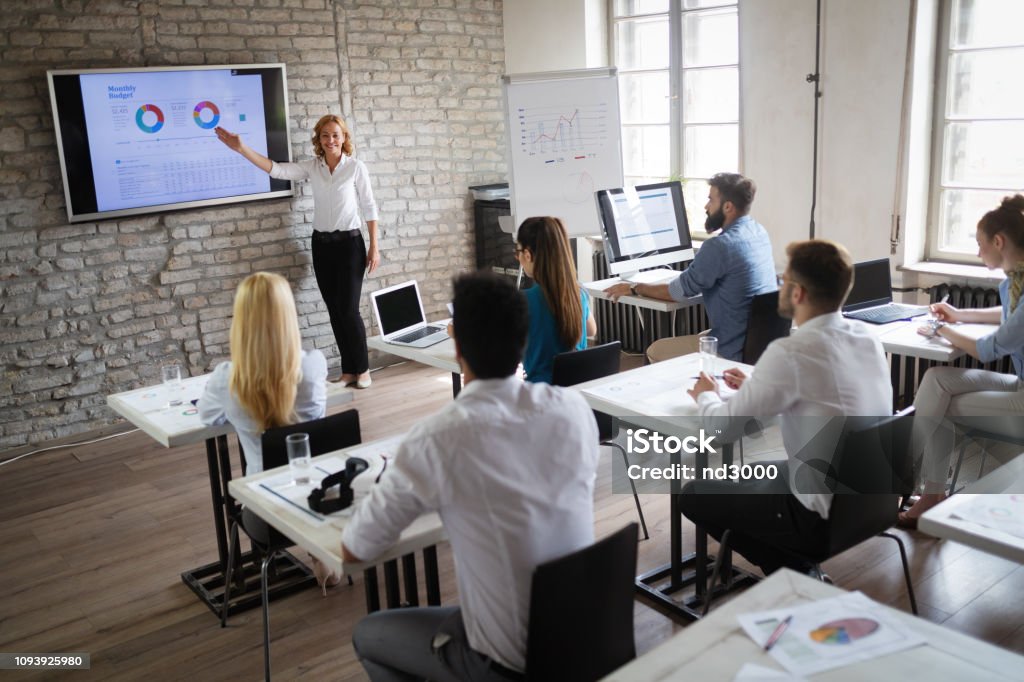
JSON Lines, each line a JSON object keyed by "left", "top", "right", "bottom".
{"left": 925, "top": 0, "right": 1024, "bottom": 264}
{"left": 610, "top": 0, "right": 741, "bottom": 239}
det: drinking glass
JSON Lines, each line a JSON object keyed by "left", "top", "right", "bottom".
{"left": 286, "top": 433, "right": 312, "bottom": 485}
{"left": 699, "top": 336, "right": 718, "bottom": 377}
{"left": 161, "top": 363, "right": 183, "bottom": 407}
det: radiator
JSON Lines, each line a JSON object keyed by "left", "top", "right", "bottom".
{"left": 893, "top": 283, "right": 1011, "bottom": 408}
{"left": 591, "top": 253, "right": 708, "bottom": 353}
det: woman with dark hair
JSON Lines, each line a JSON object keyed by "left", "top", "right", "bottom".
{"left": 899, "top": 195, "right": 1024, "bottom": 527}
{"left": 215, "top": 114, "right": 378, "bottom": 389}
{"left": 515, "top": 216, "right": 597, "bottom": 384}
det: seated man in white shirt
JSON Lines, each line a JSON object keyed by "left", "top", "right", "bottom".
{"left": 684, "top": 240, "right": 893, "bottom": 575}
{"left": 342, "top": 272, "right": 600, "bottom": 681}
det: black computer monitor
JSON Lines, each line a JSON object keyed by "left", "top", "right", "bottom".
{"left": 596, "top": 181, "right": 694, "bottom": 280}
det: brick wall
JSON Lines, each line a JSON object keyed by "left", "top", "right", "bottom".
{"left": 0, "top": 0, "right": 506, "bottom": 449}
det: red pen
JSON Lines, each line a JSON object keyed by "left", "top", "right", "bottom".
{"left": 763, "top": 615, "right": 793, "bottom": 651}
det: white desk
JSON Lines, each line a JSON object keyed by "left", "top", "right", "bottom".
{"left": 604, "top": 568, "right": 1024, "bottom": 681}
{"left": 575, "top": 352, "right": 757, "bottom": 620}
{"left": 367, "top": 335, "right": 462, "bottom": 396}
{"left": 876, "top": 320, "right": 997, "bottom": 363}
{"left": 229, "top": 439, "right": 448, "bottom": 611}
{"left": 919, "top": 454, "right": 1024, "bottom": 564}
{"left": 106, "top": 374, "right": 353, "bottom": 616}
{"left": 583, "top": 272, "right": 703, "bottom": 314}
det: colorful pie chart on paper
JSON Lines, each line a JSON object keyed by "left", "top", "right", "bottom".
{"left": 809, "top": 618, "right": 879, "bottom": 645}
{"left": 135, "top": 104, "right": 165, "bottom": 133}
{"left": 192, "top": 100, "right": 220, "bottom": 129}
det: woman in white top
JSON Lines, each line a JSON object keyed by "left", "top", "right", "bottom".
{"left": 899, "top": 195, "right": 1024, "bottom": 528}
{"left": 215, "top": 115, "right": 378, "bottom": 389}
{"left": 198, "top": 272, "right": 327, "bottom": 475}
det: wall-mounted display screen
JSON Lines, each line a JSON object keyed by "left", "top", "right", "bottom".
{"left": 47, "top": 63, "right": 294, "bottom": 223}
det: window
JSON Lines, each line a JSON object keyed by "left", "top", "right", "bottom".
{"left": 612, "top": 0, "right": 739, "bottom": 233}
{"left": 928, "top": 0, "right": 1024, "bottom": 261}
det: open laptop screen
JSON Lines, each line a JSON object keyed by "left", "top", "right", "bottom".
{"left": 844, "top": 259, "right": 893, "bottom": 312}
{"left": 375, "top": 284, "right": 424, "bottom": 335}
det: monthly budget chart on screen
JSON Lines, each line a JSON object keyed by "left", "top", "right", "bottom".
{"left": 78, "top": 69, "right": 271, "bottom": 212}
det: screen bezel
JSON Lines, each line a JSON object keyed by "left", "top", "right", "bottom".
{"left": 843, "top": 258, "right": 894, "bottom": 311}
{"left": 47, "top": 63, "right": 295, "bottom": 223}
{"left": 596, "top": 180, "right": 694, "bottom": 276}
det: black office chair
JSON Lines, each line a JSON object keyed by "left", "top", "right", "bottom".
{"left": 703, "top": 409, "right": 919, "bottom": 616}
{"left": 742, "top": 290, "right": 791, "bottom": 365}
{"left": 524, "top": 523, "right": 639, "bottom": 681}
{"left": 734, "top": 290, "right": 791, "bottom": 465}
{"left": 551, "top": 341, "right": 648, "bottom": 540}
{"left": 222, "top": 408, "right": 362, "bottom": 682}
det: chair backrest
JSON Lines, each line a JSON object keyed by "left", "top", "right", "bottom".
{"left": 261, "top": 409, "right": 362, "bottom": 471}
{"left": 524, "top": 523, "right": 638, "bottom": 681}
{"left": 551, "top": 341, "right": 621, "bottom": 442}
{"left": 742, "top": 290, "right": 791, "bottom": 364}
{"left": 826, "top": 409, "right": 915, "bottom": 557}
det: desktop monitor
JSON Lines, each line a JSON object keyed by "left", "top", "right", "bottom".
{"left": 596, "top": 181, "right": 694, "bottom": 280}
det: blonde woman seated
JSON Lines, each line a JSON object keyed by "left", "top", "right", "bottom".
{"left": 198, "top": 272, "right": 336, "bottom": 589}
{"left": 899, "top": 195, "right": 1024, "bottom": 528}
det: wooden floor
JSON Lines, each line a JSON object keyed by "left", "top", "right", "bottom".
{"left": 2, "top": 358, "right": 1023, "bottom": 680}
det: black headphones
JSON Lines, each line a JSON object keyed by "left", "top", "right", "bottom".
{"left": 307, "top": 457, "right": 369, "bottom": 514}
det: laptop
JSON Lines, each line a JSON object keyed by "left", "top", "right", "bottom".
{"left": 370, "top": 280, "right": 449, "bottom": 348}
{"left": 842, "top": 258, "right": 927, "bottom": 324}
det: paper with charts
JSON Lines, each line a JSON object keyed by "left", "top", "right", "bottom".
{"left": 116, "top": 375, "right": 210, "bottom": 434}
{"left": 950, "top": 494, "right": 1024, "bottom": 540}
{"left": 737, "top": 592, "right": 925, "bottom": 676}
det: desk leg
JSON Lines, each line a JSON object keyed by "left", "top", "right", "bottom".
{"left": 181, "top": 436, "right": 315, "bottom": 618}
{"left": 402, "top": 553, "right": 420, "bottom": 607}
{"left": 634, "top": 443, "right": 757, "bottom": 620}
{"left": 451, "top": 372, "right": 462, "bottom": 398}
{"left": 383, "top": 560, "right": 401, "bottom": 609}
{"left": 424, "top": 545, "right": 441, "bottom": 606}
{"left": 364, "top": 567, "right": 381, "bottom": 613}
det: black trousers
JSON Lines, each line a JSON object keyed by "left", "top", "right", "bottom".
{"left": 679, "top": 460, "right": 830, "bottom": 575}
{"left": 311, "top": 230, "right": 368, "bottom": 375}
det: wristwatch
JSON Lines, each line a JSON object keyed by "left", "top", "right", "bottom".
{"left": 926, "top": 320, "right": 946, "bottom": 338}
{"left": 629, "top": 283, "right": 639, "bottom": 296}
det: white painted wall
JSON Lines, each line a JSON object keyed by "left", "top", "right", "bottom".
{"left": 504, "top": 0, "right": 591, "bottom": 74}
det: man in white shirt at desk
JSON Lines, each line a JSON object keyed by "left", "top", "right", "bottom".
{"left": 684, "top": 240, "right": 893, "bottom": 574}
{"left": 342, "top": 272, "right": 600, "bottom": 681}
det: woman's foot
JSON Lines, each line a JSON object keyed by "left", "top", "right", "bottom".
{"left": 896, "top": 492, "right": 947, "bottom": 530}
{"left": 349, "top": 372, "right": 371, "bottom": 389}
{"left": 310, "top": 556, "right": 342, "bottom": 597}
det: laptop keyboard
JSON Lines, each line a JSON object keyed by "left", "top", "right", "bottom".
{"left": 845, "top": 303, "right": 926, "bottom": 324}
{"left": 393, "top": 325, "right": 444, "bottom": 343}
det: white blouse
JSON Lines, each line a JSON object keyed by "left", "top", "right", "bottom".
{"left": 198, "top": 350, "right": 328, "bottom": 474}
{"left": 269, "top": 155, "right": 379, "bottom": 233}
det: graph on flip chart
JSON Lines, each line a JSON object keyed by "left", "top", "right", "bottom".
{"left": 504, "top": 70, "right": 623, "bottom": 237}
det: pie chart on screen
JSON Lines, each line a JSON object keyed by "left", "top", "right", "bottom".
{"left": 135, "top": 104, "right": 165, "bottom": 133}
{"left": 193, "top": 100, "right": 220, "bottom": 129}
{"left": 809, "top": 618, "right": 879, "bottom": 645}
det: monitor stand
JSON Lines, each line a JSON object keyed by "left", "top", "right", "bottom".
{"left": 621, "top": 268, "right": 678, "bottom": 285}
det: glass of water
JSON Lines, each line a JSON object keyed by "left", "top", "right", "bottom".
{"left": 286, "top": 433, "right": 312, "bottom": 485}
{"left": 699, "top": 336, "right": 718, "bottom": 377}
{"left": 161, "top": 363, "right": 183, "bottom": 407}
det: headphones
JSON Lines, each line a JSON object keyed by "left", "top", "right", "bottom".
{"left": 307, "top": 457, "right": 369, "bottom": 514}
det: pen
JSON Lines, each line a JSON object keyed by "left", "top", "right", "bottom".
{"left": 763, "top": 615, "right": 793, "bottom": 651}
{"left": 690, "top": 374, "right": 725, "bottom": 380}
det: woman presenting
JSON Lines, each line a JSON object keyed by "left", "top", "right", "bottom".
{"left": 215, "top": 115, "right": 379, "bottom": 389}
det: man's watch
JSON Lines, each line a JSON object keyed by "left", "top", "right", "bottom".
{"left": 629, "top": 283, "right": 639, "bottom": 296}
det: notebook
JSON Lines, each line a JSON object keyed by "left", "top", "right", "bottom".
{"left": 370, "top": 280, "right": 449, "bottom": 348}
{"left": 842, "top": 259, "right": 927, "bottom": 324}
